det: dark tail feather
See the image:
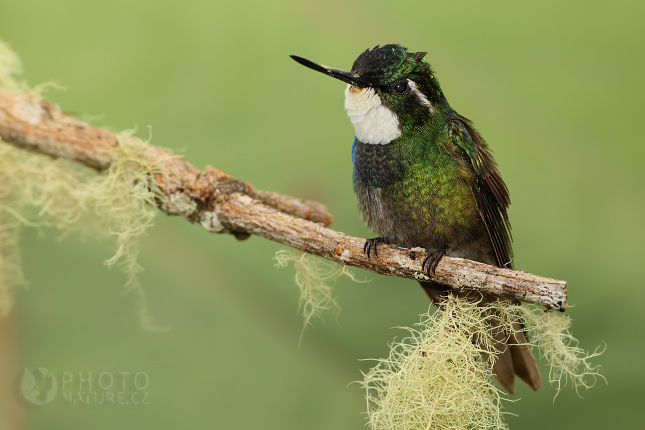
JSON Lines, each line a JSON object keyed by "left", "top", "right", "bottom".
{"left": 420, "top": 281, "right": 541, "bottom": 394}
{"left": 509, "top": 329, "right": 542, "bottom": 391}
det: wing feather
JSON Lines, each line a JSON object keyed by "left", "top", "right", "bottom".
{"left": 448, "top": 115, "right": 513, "bottom": 268}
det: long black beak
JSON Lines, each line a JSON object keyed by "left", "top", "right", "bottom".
{"left": 290, "top": 55, "right": 372, "bottom": 88}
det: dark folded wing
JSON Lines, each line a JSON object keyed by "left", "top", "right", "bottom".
{"left": 447, "top": 115, "right": 513, "bottom": 268}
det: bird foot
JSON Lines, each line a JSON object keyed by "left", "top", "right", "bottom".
{"left": 363, "top": 237, "right": 390, "bottom": 259}
{"left": 422, "top": 246, "right": 448, "bottom": 276}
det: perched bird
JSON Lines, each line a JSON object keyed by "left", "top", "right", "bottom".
{"left": 291, "top": 44, "right": 541, "bottom": 394}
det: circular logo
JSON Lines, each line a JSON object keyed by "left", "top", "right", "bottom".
{"left": 20, "top": 367, "right": 57, "bottom": 406}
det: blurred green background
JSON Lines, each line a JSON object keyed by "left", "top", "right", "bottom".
{"left": 1, "top": 0, "right": 643, "bottom": 428}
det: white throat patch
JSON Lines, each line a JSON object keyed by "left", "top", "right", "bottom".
{"left": 344, "top": 85, "right": 401, "bottom": 145}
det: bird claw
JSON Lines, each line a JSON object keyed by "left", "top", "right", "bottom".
{"left": 421, "top": 246, "right": 448, "bottom": 276}
{"left": 363, "top": 237, "right": 390, "bottom": 259}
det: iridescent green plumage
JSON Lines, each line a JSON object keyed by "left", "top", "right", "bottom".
{"left": 348, "top": 46, "right": 512, "bottom": 268}
{"left": 292, "top": 44, "right": 539, "bottom": 394}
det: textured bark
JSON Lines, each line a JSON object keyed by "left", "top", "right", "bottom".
{"left": 0, "top": 88, "right": 567, "bottom": 310}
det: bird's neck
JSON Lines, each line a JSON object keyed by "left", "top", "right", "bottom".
{"left": 351, "top": 114, "right": 451, "bottom": 189}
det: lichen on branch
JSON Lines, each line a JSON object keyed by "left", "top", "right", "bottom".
{"left": 513, "top": 306, "right": 606, "bottom": 397}
{"left": 0, "top": 39, "right": 165, "bottom": 323}
{"left": 0, "top": 134, "right": 163, "bottom": 327}
{"left": 360, "top": 296, "right": 604, "bottom": 430}
{"left": 274, "top": 249, "right": 368, "bottom": 338}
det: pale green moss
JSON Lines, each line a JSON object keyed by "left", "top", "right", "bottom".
{"left": 361, "top": 296, "right": 604, "bottom": 430}
{"left": 0, "top": 136, "right": 165, "bottom": 329}
{"left": 0, "top": 39, "right": 165, "bottom": 329}
{"left": 275, "top": 249, "right": 364, "bottom": 339}
{"left": 0, "top": 201, "right": 24, "bottom": 317}
{"left": 0, "top": 40, "right": 24, "bottom": 92}
{"left": 511, "top": 305, "right": 605, "bottom": 398}
{"left": 361, "top": 296, "right": 509, "bottom": 430}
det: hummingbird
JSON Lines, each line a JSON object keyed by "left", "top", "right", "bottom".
{"left": 291, "top": 44, "right": 541, "bottom": 394}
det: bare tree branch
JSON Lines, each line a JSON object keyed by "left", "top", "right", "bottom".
{"left": 0, "top": 88, "right": 567, "bottom": 311}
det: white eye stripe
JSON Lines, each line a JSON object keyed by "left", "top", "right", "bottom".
{"left": 408, "top": 80, "right": 435, "bottom": 114}
{"left": 344, "top": 85, "right": 401, "bottom": 145}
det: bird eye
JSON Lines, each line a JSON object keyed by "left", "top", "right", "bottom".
{"left": 393, "top": 80, "right": 409, "bottom": 94}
